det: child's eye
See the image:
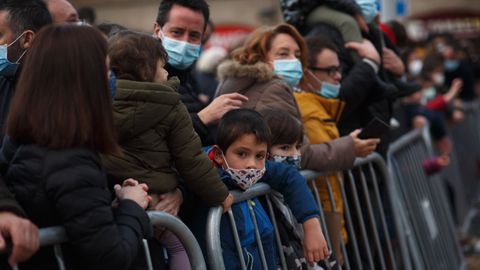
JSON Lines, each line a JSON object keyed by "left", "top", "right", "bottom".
{"left": 236, "top": 151, "right": 247, "bottom": 158}
{"left": 256, "top": 153, "right": 266, "bottom": 160}
{"left": 296, "top": 144, "right": 302, "bottom": 150}
{"left": 281, "top": 145, "right": 291, "bottom": 151}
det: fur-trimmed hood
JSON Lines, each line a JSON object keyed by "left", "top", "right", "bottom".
{"left": 217, "top": 59, "right": 275, "bottom": 82}
{"left": 216, "top": 59, "right": 283, "bottom": 96}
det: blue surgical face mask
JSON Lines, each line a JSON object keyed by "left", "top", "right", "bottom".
{"left": 0, "top": 32, "right": 27, "bottom": 77}
{"left": 161, "top": 33, "right": 200, "bottom": 70}
{"left": 108, "top": 70, "right": 117, "bottom": 100}
{"left": 444, "top": 59, "right": 460, "bottom": 72}
{"left": 273, "top": 59, "right": 303, "bottom": 88}
{"left": 307, "top": 71, "right": 341, "bottom": 99}
{"left": 316, "top": 81, "right": 341, "bottom": 99}
{"left": 356, "top": 0, "right": 378, "bottom": 24}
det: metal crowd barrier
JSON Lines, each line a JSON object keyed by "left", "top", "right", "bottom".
{"left": 206, "top": 183, "right": 285, "bottom": 270}
{"left": 450, "top": 101, "right": 480, "bottom": 206}
{"left": 319, "top": 154, "right": 401, "bottom": 270}
{"left": 206, "top": 154, "right": 402, "bottom": 270}
{"left": 11, "top": 211, "right": 207, "bottom": 270}
{"left": 387, "top": 127, "right": 465, "bottom": 270}
{"left": 449, "top": 101, "right": 480, "bottom": 234}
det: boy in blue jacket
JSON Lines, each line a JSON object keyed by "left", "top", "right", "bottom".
{"left": 191, "top": 109, "right": 328, "bottom": 269}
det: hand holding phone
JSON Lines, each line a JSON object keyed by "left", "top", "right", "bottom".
{"left": 358, "top": 117, "right": 390, "bottom": 139}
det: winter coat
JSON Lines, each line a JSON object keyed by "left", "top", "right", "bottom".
{"left": 306, "top": 5, "right": 363, "bottom": 43}
{"left": 0, "top": 73, "right": 17, "bottom": 144}
{"left": 101, "top": 78, "right": 229, "bottom": 206}
{"left": 190, "top": 158, "right": 320, "bottom": 270}
{"left": 338, "top": 60, "right": 378, "bottom": 135}
{"left": 280, "top": 0, "right": 362, "bottom": 32}
{"left": 0, "top": 137, "right": 152, "bottom": 270}
{"left": 294, "top": 92, "right": 347, "bottom": 240}
{"left": 0, "top": 73, "right": 25, "bottom": 219}
{"left": 165, "top": 63, "right": 214, "bottom": 145}
{"left": 216, "top": 60, "right": 356, "bottom": 172}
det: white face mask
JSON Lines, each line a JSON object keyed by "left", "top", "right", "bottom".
{"left": 408, "top": 60, "right": 423, "bottom": 76}
{"left": 222, "top": 156, "right": 266, "bottom": 190}
{"left": 432, "top": 73, "right": 445, "bottom": 86}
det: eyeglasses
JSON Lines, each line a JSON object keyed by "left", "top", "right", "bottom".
{"left": 309, "top": 66, "right": 342, "bottom": 77}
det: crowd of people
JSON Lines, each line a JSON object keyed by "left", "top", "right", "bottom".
{"left": 0, "top": 0, "right": 477, "bottom": 269}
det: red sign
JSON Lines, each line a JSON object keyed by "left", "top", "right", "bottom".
{"left": 406, "top": 9, "right": 480, "bottom": 41}
{"left": 206, "top": 25, "right": 254, "bottom": 51}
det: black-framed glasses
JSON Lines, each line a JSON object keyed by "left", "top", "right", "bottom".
{"left": 309, "top": 66, "right": 342, "bottom": 77}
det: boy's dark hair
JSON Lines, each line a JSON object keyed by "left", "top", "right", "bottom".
{"left": 156, "top": 0, "right": 209, "bottom": 31}
{"left": 261, "top": 109, "right": 303, "bottom": 146}
{"left": 217, "top": 109, "right": 271, "bottom": 153}
{"left": 305, "top": 35, "right": 338, "bottom": 68}
{"left": 0, "top": 0, "right": 52, "bottom": 36}
{"left": 108, "top": 30, "right": 168, "bottom": 82}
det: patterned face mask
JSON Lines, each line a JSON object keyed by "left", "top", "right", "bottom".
{"left": 272, "top": 155, "right": 302, "bottom": 170}
{"left": 223, "top": 157, "right": 266, "bottom": 190}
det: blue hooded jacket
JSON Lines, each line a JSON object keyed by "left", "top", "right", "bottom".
{"left": 190, "top": 156, "right": 320, "bottom": 270}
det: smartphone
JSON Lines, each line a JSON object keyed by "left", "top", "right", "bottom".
{"left": 358, "top": 117, "right": 390, "bottom": 139}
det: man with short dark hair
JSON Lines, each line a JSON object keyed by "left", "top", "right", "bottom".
{"left": 153, "top": 0, "right": 248, "bottom": 146}
{"left": 0, "top": 0, "right": 52, "bottom": 140}
{"left": 0, "top": 0, "right": 52, "bottom": 267}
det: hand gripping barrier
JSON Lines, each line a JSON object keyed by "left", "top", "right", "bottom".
{"left": 10, "top": 211, "right": 207, "bottom": 270}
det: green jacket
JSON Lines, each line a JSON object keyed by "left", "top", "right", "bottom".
{"left": 102, "top": 78, "right": 229, "bottom": 205}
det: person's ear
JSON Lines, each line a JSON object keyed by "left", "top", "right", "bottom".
{"left": 20, "top": 30, "right": 35, "bottom": 50}
{"left": 212, "top": 145, "right": 224, "bottom": 166}
{"left": 153, "top": 23, "right": 161, "bottom": 38}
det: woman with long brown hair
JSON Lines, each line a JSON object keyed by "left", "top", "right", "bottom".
{"left": 1, "top": 24, "right": 151, "bottom": 270}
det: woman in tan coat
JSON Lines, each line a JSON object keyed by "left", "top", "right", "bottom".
{"left": 216, "top": 24, "right": 379, "bottom": 172}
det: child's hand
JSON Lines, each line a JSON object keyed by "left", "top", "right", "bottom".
{"left": 444, "top": 78, "right": 463, "bottom": 102}
{"left": 152, "top": 188, "right": 183, "bottom": 216}
{"left": 114, "top": 181, "right": 151, "bottom": 209}
{"left": 302, "top": 218, "right": 329, "bottom": 266}
{"left": 437, "top": 154, "right": 450, "bottom": 167}
{"left": 412, "top": 115, "right": 428, "bottom": 129}
{"left": 222, "top": 193, "right": 234, "bottom": 213}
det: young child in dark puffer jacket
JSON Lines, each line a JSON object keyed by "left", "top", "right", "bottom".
{"left": 101, "top": 31, "right": 233, "bottom": 270}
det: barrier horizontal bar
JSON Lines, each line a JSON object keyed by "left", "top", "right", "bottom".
{"left": 6, "top": 211, "right": 207, "bottom": 270}
{"left": 147, "top": 211, "right": 207, "bottom": 270}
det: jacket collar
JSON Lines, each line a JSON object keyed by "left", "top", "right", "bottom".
{"left": 166, "top": 63, "right": 192, "bottom": 85}
{"left": 217, "top": 59, "right": 276, "bottom": 82}
{"left": 216, "top": 60, "right": 280, "bottom": 95}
